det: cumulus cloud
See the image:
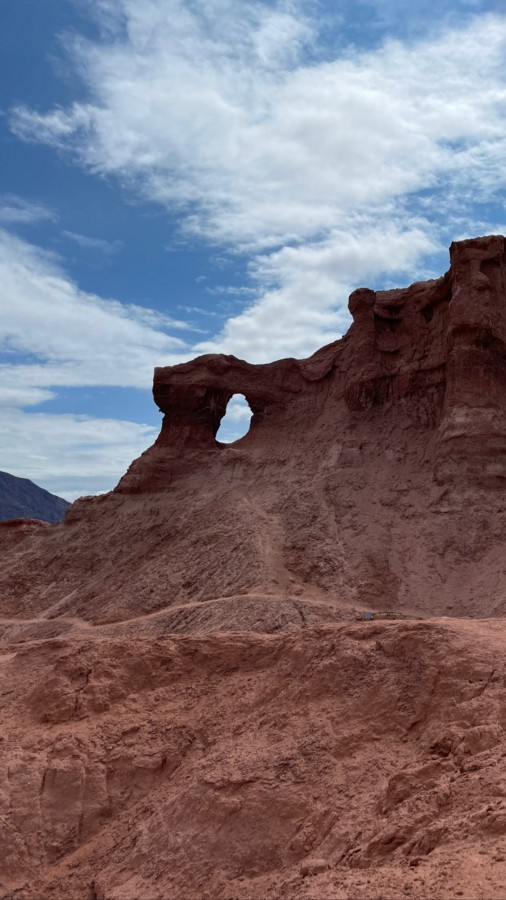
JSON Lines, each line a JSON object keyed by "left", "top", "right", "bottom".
{"left": 9, "top": 3, "right": 506, "bottom": 363}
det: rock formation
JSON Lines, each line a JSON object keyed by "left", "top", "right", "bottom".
{"left": 3, "top": 236, "right": 506, "bottom": 899}
{"left": 2, "top": 235, "right": 506, "bottom": 626}
{"left": 121, "top": 233, "right": 506, "bottom": 492}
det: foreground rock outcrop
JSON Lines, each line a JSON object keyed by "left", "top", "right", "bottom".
{"left": 3, "top": 236, "right": 506, "bottom": 899}
{"left": 2, "top": 620, "right": 506, "bottom": 899}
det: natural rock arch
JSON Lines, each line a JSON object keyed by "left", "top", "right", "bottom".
{"left": 215, "top": 394, "right": 253, "bottom": 444}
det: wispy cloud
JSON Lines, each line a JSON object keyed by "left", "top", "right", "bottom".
{"left": 9, "top": 3, "right": 506, "bottom": 362}
{"left": 0, "top": 407, "right": 158, "bottom": 499}
{"left": 347, "top": 0, "right": 500, "bottom": 37}
{"left": 62, "top": 229, "right": 123, "bottom": 254}
{"left": 178, "top": 305, "right": 221, "bottom": 318}
{"left": 10, "top": 5, "right": 506, "bottom": 249}
{"left": 0, "top": 227, "right": 191, "bottom": 406}
{"left": 0, "top": 194, "right": 57, "bottom": 226}
{"left": 206, "top": 285, "right": 257, "bottom": 297}
{"left": 0, "top": 226, "right": 194, "bottom": 496}
{"left": 5, "top": 1, "right": 506, "bottom": 496}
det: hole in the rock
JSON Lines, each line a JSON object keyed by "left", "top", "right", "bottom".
{"left": 216, "top": 394, "right": 253, "bottom": 444}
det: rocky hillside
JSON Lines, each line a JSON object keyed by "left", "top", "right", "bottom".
{"left": 1, "top": 235, "right": 506, "bottom": 625}
{"left": 2, "top": 235, "right": 506, "bottom": 899}
{"left": 0, "top": 470, "right": 69, "bottom": 524}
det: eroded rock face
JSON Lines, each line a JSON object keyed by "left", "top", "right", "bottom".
{"left": 119, "top": 234, "right": 506, "bottom": 493}
{"left": 3, "top": 237, "right": 506, "bottom": 900}
{"left": 2, "top": 236, "right": 506, "bottom": 626}
{"left": 3, "top": 620, "right": 506, "bottom": 900}
{"left": 0, "top": 518, "right": 50, "bottom": 551}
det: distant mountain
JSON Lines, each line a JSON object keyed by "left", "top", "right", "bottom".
{"left": 0, "top": 471, "right": 70, "bottom": 524}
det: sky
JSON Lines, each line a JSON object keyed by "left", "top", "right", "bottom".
{"left": 2, "top": 0, "right": 506, "bottom": 500}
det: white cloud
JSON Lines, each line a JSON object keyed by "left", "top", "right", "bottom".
{"left": 206, "top": 285, "right": 257, "bottom": 297}
{"left": 62, "top": 229, "right": 123, "bottom": 254}
{"left": 216, "top": 393, "right": 252, "bottom": 443}
{"left": 0, "top": 227, "right": 195, "bottom": 498}
{"left": 0, "top": 384, "right": 56, "bottom": 408}
{"left": 5, "top": 3, "right": 506, "bottom": 495}
{"left": 0, "top": 195, "right": 57, "bottom": 225}
{"left": 195, "top": 222, "right": 438, "bottom": 361}
{"left": 0, "top": 223, "right": 197, "bottom": 496}
{"left": 0, "top": 227, "right": 191, "bottom": 401}
{"left": 0, "top": 408, "right": 158, "bottom": 500}
{"left": 10, "top": 7, "right": 506, "bottom": 247}
{"left": 9, "top": 4, "right": 506, "bottom": 363}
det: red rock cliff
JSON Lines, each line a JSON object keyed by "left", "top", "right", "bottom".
{"left": 2, "top": 236, "right": 506, "bottom": 626}
{"left": 118, "top": 234, "right": 506, "bottom": 493}
{"left": 4, "top": 237, "right": 506, "bottom": 900}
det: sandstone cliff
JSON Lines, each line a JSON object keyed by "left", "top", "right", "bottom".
{"left": 2, "top": 235, "right": 506, "bottom": 628}
{"left": 3, "top": 236, "right": 506, "bottom": 900}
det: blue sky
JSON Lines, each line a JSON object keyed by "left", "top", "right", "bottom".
{"left": 1, "top": 0, "right": 506, "bottom": 499}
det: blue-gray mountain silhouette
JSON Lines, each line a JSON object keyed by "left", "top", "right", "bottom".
{"left": 0, "top": 470, "right": 69, "bottom": 524}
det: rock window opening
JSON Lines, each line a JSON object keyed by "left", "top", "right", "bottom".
{"left": 216, "top": 394, "right": 252, "bottom": 444}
